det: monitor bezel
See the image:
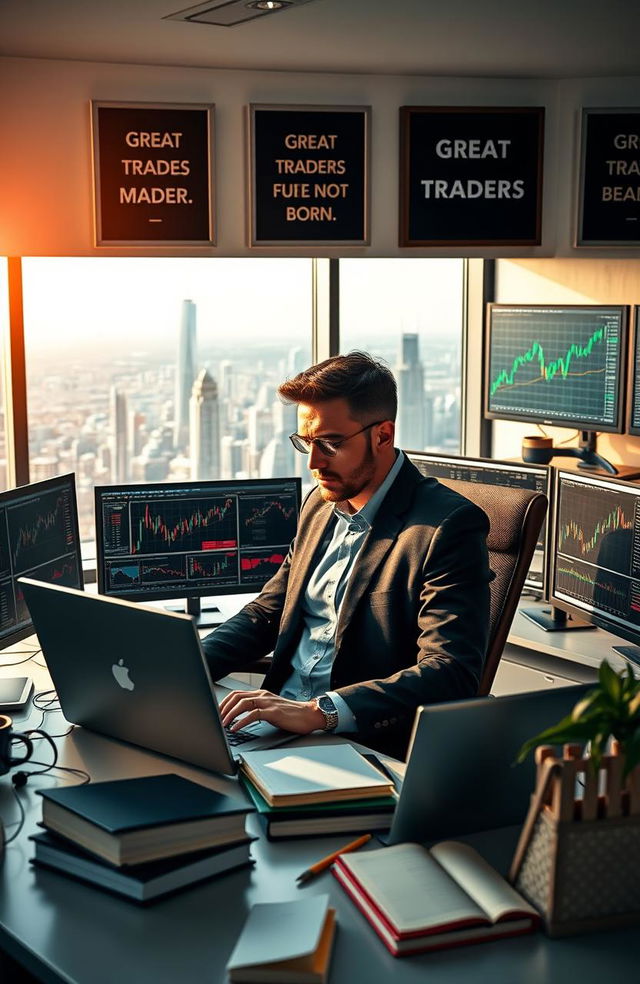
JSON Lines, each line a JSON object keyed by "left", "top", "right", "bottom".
{"left": 94, "top": 476, "right": 302, "bottom": 605}
{"left": 627, "top": 306, "right": 640, "bottom": 437}
{"left": 484, "top": 303, "right": 629, "bottom": 434}
{"left": 0, "top": 472, "right": 84, "bottom": 650}
{"left": 548, "top": 468, "right": 640, "bottom": 646}
{"left": 406, "top": 450, "right": 552, "bottom": 596}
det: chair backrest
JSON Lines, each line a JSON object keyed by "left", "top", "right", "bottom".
{"left": 436, "top": 478, "right": 548, "bottom": 696}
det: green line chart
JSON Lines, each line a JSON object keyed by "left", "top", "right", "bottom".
{"left": 488, "top": 308, "right": 622, "bottom": 426}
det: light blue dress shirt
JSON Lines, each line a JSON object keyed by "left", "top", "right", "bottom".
{"left": 280, "top": 450, "right": 405, "bottom": 731}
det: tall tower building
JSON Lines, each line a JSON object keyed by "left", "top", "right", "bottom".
{"left": 174, "top": 299, "right": 197, "bottom": 451}
{"left": 190, "top": 369, "right": 220, "bottom": 480}
{"left": 395, "top": 333, "right": 425, "bottom": 450}
{"left": 110, "top": 386, "right": 128, "bottom": 483}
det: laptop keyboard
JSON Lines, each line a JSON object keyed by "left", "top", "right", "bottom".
{"left": 225, "top": 725, "right": 259, "bottom": 746}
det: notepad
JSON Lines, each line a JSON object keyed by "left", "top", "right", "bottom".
{"left": 227, "top": 895, "right": 336, "bottom": 984}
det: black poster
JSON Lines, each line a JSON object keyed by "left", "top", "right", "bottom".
{"left": 578, "top": 109, "right": 640, "bottom": 246}
{"left": 249, "top": 105, "right": 370, "bottom": 245}
{"left": 92, "top": 102, "right": 215, "bottom": 245}
{"left": 400, "top": 107, "right": 544, "bottom": 246}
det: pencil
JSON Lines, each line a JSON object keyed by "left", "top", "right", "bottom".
{"left": 296, "top": 833, "right": 373, "bottom": 885}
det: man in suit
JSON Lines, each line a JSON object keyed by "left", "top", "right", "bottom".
{"left": 203, "top": 351, "right": 491, "bottom": 758}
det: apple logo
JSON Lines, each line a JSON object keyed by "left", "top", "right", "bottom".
{"left": 112, "top": 658, "right": 135, "bottom": 691}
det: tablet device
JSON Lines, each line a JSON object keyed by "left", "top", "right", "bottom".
{"left": 0, "top": 677, "right": 34, "bottom": 711}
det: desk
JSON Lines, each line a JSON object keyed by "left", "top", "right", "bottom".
{"left": 0, "top": 655, "right": 638, "bottom": 983}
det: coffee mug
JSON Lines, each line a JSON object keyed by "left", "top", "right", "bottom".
{"left": 0, "top": 714, "right": 33, "bottom": 776}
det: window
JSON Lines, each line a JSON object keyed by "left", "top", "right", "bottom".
{"left": 22, "top": 258, "right": 313, "bottom": 544}
{"left": 0, "top": 259, "right": 8, "bottom": 487}
{"left": 339, "top": 259, "right": 465, "bottom": 453}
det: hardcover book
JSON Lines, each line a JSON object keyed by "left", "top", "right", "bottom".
{"left": 37, "top": 773, "right": 253, "bottom": 866}
{"left": 238, "top": 743, "right": 394, "bottom": 809}
{"left": 333, "top": 840, "right": 539, "bottom": 956}
{"left": 242, "top": 777, "right": 395, "bottom": 839}
{"left": 30, "top": 831, "right": 254, "bottom": 904}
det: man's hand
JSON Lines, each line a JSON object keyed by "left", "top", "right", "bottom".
{"left": 219, "top": 688, "right": 326, "bottom": 735}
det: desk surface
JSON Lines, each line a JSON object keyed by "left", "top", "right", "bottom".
{"left": 0, "top": 646, "right": 638, "bottom": 984}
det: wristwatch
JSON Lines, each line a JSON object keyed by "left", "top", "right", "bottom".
{"left": 315, "top": 694, "right": 339, "bottom": 732}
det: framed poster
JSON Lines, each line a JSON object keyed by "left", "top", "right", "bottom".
{"left": 91, "top": 101, "right": 215, "bottom": 246}
{"left": 577, "top": 108, "right": 640, "bottom": 246}
{"left": 399, "top": 106, "right": 544, "bottom": 247}
{"left": 248, "top": 104, "right": 370, "bottom": 246}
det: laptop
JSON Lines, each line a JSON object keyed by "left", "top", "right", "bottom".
{"left": 18, "top": 577, "right": 290, "bottom": 776}
{"left": 387, "top": 683, "right": 593, "bottom": 844}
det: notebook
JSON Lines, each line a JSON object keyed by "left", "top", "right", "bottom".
{"left": 388, "top": 683, "right": 593, "bottom": 844}
{"left": 18, "top": 577, "right": 291, "bottom": 776}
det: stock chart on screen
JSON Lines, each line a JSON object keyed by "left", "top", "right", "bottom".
{"left": 486, "top": 305, "right": 627, "bottom": 431}
{"left": 0, "top": 474, "right": 83, "bottom": 647}
{"left": 551, "top": 471, "right": 640, "bottom": 643}
{"left": 95, "top": 478, "right": 301, "bottom": 604}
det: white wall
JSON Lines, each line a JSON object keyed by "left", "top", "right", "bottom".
{"left": 3, "top": 55, "right": 639, "bottom": 259}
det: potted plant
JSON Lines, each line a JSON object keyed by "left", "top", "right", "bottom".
{"left": 517, "top": 659, "right": 640, "bottom": 775}
{"left": 509, "top": 660, "right": 640, "bottom": 937}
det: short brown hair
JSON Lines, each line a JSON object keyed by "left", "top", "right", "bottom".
{"left": 278, "top": 351, "right": 397, "bottom": 422}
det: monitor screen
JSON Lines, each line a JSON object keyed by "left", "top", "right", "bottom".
{"left": 485, "top": 304, "right": 628, "bottom": 432}
{"left": 407, "top": 451, "right": 550, "bottom": 594}
{"left": 550, "top": 470, "right": 640, "bottom": 651}
{"left": 628, "top": 307, "right": 640, "bottom": 436}
{"left": 95, "top": 478, "right": 302, "bottom": 619}
{"left": 0, "top": 473, "right": 83, "bottom": 649}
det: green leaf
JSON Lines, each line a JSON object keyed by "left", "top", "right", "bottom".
{"left": 599, "top": 660, "right": 622, "bottom": 703}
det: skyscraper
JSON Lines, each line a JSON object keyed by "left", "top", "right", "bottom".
{"left": 395, "top": 332, "right": 425, "bottom": 450}
{"left": 174, "top": 299, "right": 197, "bottom": 451}
{"left": 190, "top": 368, "right": 220, "bottom": 480}
{"left": 109, "top": 386, "right": 128, "bottom": 483}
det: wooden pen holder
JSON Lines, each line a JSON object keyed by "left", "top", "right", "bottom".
{"left": 509, "top": 742, "right": 640, "bottom": 937}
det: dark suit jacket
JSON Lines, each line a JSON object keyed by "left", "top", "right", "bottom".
{"left": 202, "top": 456, "right": 491, "bottom": 758}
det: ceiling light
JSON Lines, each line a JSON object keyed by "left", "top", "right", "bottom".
{"left": 247, "top": 1, "right": 289, "bottom": 8}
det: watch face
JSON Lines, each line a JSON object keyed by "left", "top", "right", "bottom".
{"left": 318, "top": 696, "right": 336, "bottom": 713}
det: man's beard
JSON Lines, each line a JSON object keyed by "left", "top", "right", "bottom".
{"left": 314, "top": 440, "right": 376, "bottom": 503}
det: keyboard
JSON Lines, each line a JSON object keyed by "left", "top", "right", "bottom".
{"left": 225, "top": 725, "right": 260, "bottom": 746}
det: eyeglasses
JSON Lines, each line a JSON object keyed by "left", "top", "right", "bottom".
{"left": 289, "top": 421, "right": 384, "bottom": 457}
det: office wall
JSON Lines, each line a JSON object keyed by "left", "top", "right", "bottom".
{"left": 492, "top": 257, "right": 640, "bottom": 466}
{"left": 1, "top": 56, "right": 639, "bottom": 259}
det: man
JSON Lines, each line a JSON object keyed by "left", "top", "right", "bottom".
{"left": 203, "top": 351, "right": 491, "bottom": 759}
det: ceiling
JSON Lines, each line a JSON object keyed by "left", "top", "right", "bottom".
{"left": 0, "top": 0, "right": 639, "bottom": 79}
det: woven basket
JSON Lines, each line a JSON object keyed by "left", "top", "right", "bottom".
{"left": 509, "top": 745, "right": 640, "bottom": 937}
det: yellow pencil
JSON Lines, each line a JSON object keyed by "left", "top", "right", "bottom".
{"left": 296, "top": 833, "right": 373, "bottom": 885}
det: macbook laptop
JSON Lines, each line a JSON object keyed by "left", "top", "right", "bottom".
{"left": 19, "top": 577, "right": 290, "bottom": 776}
{"left": 388, "top": 683, "right": 593, "bottom": 844}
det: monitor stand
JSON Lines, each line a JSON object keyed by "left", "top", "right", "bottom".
{"left": 612, "top": 645, "right": 640, "bottom": 668}
{"left": 520, "top": 605, "right": 595, "bottom": 632}
{"left": 165, "top": 596, "right": 224, "bottom": 628}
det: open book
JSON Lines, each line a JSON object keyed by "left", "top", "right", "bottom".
{"left": 333, "top": 841, "right": 539, "bottom": 957}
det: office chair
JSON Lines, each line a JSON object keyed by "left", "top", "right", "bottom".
{"left": 238, "top": 481, "right": 547, "bottom": 697}
{"left": 436, "top": 479, "right": 547, "bottom": 695}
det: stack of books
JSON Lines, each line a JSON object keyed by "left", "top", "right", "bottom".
{"left": 30, "top": 773, "right": 255, "bottom": 903}
{"left": 238, "top": 743, "right": 397, "bottom": 839}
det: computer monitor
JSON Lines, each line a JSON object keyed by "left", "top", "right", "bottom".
{"left": 94, "top": 477, "right": 302, "bottom": 626}
{"left": 549, "top": 469, "right": 640, "bottom": 667}
{"left": 407, "top": 451, "right": 551, "bottom": 595}
{"left": 0, "top": 473, "right": 83, "bottom": 650}
{"left": 627, "top": 306, "right": 640, "bottom": 437}
{"left": 485, "top": 304, "right": 628, "bottom": 473}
